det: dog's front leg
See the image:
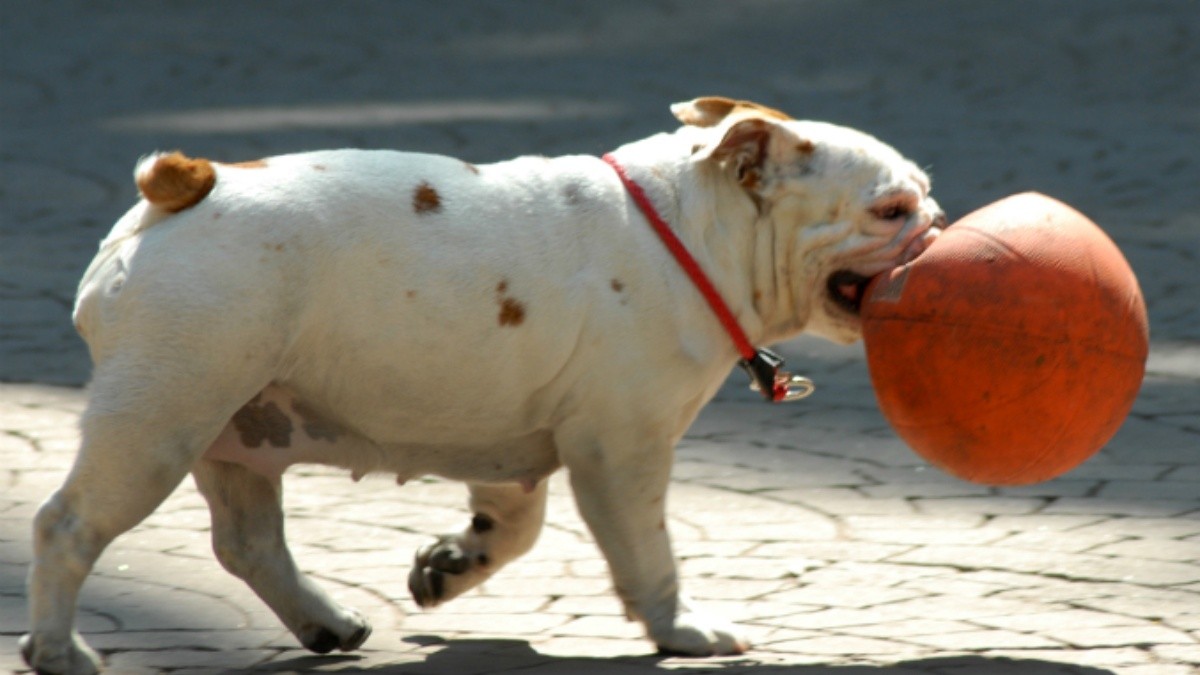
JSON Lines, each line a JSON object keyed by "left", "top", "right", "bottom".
{"left": 556, "top": 421, "right": 748, "bottom": 656}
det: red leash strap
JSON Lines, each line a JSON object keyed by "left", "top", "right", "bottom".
{"left": 602, "top": 153, "right": 813, "bottom": 403}
{"left": 602, "top": 154, "right": 756, "bottom": 361}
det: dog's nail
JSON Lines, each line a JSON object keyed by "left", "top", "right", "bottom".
{"left": 305, "top": 627, "right": 340, "bottom": 654}
{"left": 429, "top": 546, "right": 470, "bottom": 573}
{"left": 428, "top": 569, "right": 445, "bottom": 599}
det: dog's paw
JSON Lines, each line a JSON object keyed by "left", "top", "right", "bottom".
{"left": 20, "top": 631, "right": 103, "bottom": 675}
{"left": 407, "top": 534, "right": 490, "bottom": 608}
{"left": 298, "top": 608, "right": 372, "bottom": 654}
{"left": 651, "top": 612, "right": 749, "bottom": 656}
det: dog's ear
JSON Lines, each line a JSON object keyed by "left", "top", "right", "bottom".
{"left": 671, "top": 96, "right": 792, "bottom": 128}
{"left": 695, "top": 118, "right": 813, "bottom": 192}
{"left": 696, "top": 117, "right": 796, "bottom": 190}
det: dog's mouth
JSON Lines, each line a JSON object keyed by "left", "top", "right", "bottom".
{"left": 826, "top": 270, "right": 873, "bottom": 315}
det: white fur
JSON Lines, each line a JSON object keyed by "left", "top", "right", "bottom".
{"left": 23, "top": 99, "right": 941, "bottom": 673}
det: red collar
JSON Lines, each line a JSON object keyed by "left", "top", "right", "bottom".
{"left": 602, "top": 153, "right": 813, "bottom": 403}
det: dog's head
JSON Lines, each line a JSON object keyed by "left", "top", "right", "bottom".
{"left": 675, "top": 97, "right": 945, "bottom": 344}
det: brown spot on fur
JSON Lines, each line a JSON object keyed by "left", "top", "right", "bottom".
{"left": 463, "top": 162, "right": 480, "bottom": 175}
{"left": 312, "top": 164, "right": 327, "bottom": 171}
{"left": 610, "top": 279, "right": 624, "bottom": 292}
{"left": 498, "top": 297, "right": 526, "bottom": 326}
{"left": 136, "top": 152, "right": 216, "bottom": 213}
{"left": 228, "top": 159, "right": 267, "bottom": 169}
{"left": 494, "top": 279, "right": 526, "bottom": 326}
{"left": 291, "top": 399, "right": 341, "bottom": 443}
{"left": 231, "top": 397, "right": 293, "bottom": 448}
{"left": 796, "top": 140, "right": 815, "bottom": 155}
{"left": 413, "top": 182, "right": 442, "bottom": 214}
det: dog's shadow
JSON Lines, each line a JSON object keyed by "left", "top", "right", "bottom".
{"left": 255, "top": 637, "right": 1117, "bottom": 674}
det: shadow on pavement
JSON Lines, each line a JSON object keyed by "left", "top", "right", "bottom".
{"left": 255, "top": 638, "right": 1117, "bottom": 674}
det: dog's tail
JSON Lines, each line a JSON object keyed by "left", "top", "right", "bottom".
{"left": 135, "top": 151, "right": 217, "bottom": 213}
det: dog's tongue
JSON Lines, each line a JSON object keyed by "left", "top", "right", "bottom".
{"left": 838, "top": 280, "right": 864, "bottom": 304}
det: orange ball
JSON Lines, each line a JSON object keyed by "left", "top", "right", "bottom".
{"left": 862, "top": 193, "right": 1149, "bottom": 485}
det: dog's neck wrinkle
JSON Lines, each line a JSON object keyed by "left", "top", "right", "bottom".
{"left": 609, "top": 134, "right": 790, "bottom": 351}
{"left": 679, "top": 163, "right": 793, "bottom": 348}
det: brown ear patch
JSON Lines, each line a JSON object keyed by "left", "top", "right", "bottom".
{"left": 413, "top": 182, "right": 442, "bottom": 214}
{"left": 136, "top": 152, "right": 217, "bottom": 213}
{"left": 673, "top": 96, "right": 792, "bottom": 128}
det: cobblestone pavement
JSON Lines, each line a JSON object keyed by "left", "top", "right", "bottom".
{"left": 2, "top": 1, "right": 1198, "bottom": 673}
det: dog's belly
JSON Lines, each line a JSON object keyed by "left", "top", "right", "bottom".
{"left": 203, "top": 384, "right": 562, "bottom": 486}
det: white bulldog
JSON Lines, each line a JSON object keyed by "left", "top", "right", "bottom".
{"left": 23, "top": 97, "right": 942, "bottom": 674}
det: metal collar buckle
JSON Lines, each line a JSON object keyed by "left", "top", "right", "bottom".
{"left": 740, "top": 348, "right": 815, "bottom": 403}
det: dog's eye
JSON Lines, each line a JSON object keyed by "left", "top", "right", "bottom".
{"left": 872, "top": 204, "right": 913, "bottom": 221}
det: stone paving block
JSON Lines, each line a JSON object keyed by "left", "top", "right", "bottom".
{"left": 1089, "top": 538, "right": 1200, "bottom": 562}
{"left": 798, "top": 561, "right": 956, "bottom": 588}
{"left": 878, "top": 596, "right": 1042, "bottom": 622}
{"left": 532, "top": 636, "right": 650, "bottom": 659}
{"left": 971, "top": 609, "right": 1140, "bottom": 633}
{"left": 992, "top": 529, "right": 1130, "bottom": 554}
{"left": 550, "top": 615, "right": 643, "bottom": 640}
{"left": 839, "top": 619, "right": 978, "bottom": 640}
{"left": 762, "top": 634, "right": 916, "bottom": 656}
{"left": 1044, "top": 624, "right": 1194, "bottom": 649}
{"left": 772, "top": 608, "right": 908, "bottom": 631}
{"left": 105, "top": 648, "right": 281, "bottom": 670}
{"left": 842, "top": 514, "right": 988, "bottom": 532}
{"left": 850, "top": 527, "right": 1008, "bottom": 547}
{"left": 1068, "top": 587, "right": 1200, "bottom": 620}
{"left": 1151, "top": 642, "right": 1200, "bottom": 665}
{"left": 896, "top": 576, "right": 1020, "bottom": 600}
{"left": 911, "top": 497, "right": 1049, "bottom": 516}
{"left": 906, "top": 629, "right": 1063, "bottom": 651}
{"left": 769, "top": 584, "right": 926, "bottom": 610}
{"left": 1099, "top": 480, "right": 1200, "bottom": 501}
{"left": 892, "top": 544, "right": 1200, "bottom": 585}
{"left": 858, "top": 482, "right": 994, "bottom": 500}
{"left": 399, "top": 610, "right": 570, "bottom": 637}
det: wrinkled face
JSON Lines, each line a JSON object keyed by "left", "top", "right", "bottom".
{"left": 776, "top": 121, "right": 945, "bottom": 343}
{"left": 674, "top": 97, "right": 945, "bottom": 345}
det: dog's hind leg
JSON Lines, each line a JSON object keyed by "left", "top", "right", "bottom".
{"left": 190, "top": 458, "right": 371, "bottom": 653}
{"left": 21, "top": 370, "right": 244, "bottom": 675}
{"left": 408, "top": 480, "right": 548, "bottom": 608}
